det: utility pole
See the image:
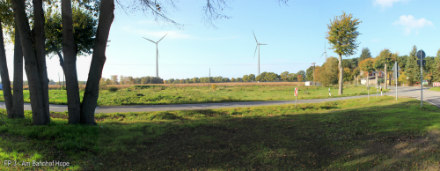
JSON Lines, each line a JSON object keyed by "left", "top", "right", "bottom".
{"left": 209, "top": 68, "right": 211, "bottom": 83}
{"left": 311, "top": 63, "right": 316, "bottom": 86}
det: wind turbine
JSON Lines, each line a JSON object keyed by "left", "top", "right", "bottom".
{"left": 142, "top": 34, "right": 167, "bottom": 78}
{"left": 252, "top": 31, "right": 267, "bottom": 76}
{"left": 320, "top": 43, "right": 328, "bottom": 61}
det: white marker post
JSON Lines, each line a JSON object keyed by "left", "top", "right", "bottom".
{"left": 294, "top": 87, "right": 298, "bottom": 107}
{"left": 328, "top": 88, "right": 331, "bottom": 97}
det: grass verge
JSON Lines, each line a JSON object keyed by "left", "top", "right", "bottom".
{"left": 0, "top": 85, "right": 390, "bottom": 106}
{"left": 1, "top": 96, "right": 438, "bottom": 170}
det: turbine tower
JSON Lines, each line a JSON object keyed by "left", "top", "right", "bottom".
{"left": 252, "top": 31, "right": 267, "bottom": 76}
{"left": 320, "top": 43, "right": 328, "bottom": 61}
{"left": 142, "top": 33, "right": 167, "bottom": 78}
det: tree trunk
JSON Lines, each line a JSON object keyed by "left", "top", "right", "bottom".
{"left": 13, "top": 23, "right": 24, "bottom": 118}
{"left": 375, "top": 72, "right": 378, "bottom": 88}
{"left": 80, "top": 0, "right": 115, "bottom": 125}
{"left": 338, "top": 54, "right": 343, "bottom": 95}
{"left": 384, "top": 63, "right": 387, "bottom": 89}
{"left": 12, "top": 0, "right": 49, "bottom": 125}
{"left": 367, "top": 73, "right": 369, "bottom": 87}
{"left": 33, "top": 0, "right": 50, "bottom": 121}
{"left": 56, "top": 51, "right": 66, "bottom": 75}
{"left": 62, "top": 0, "right": 81, "bottom": 124}
{"left": 0, "top": 19, "right": 14, "bottom": 118}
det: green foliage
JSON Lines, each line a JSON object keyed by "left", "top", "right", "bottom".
{"left": 108, "top": 86, "right": 118, "bottom": 92}
{"left": 305, "top": 67, "right": 314, "bottom": 81}
{"left": 45, "top": 4, "right": 98, "bottom": 57}
{"left": 359, "top": 58, "right": 375, "bottom": 74}
{"left": 316, "top": 57, "right": 339, "bottom": 86}
{"left": 405, "top": 45, "right": 420, "bottom": 84}
{"left": 432, "top": 49, "right": 440, "bottom": 82}
{"left": 327, "top": 12, "right": 362, "bottom": 57}
{"left": 359, "top": 47, "right": 372, "bottom": 61}
{"left": 255, "top": 72, "right": 279, "bottom": 82}
{"left": 211, "top": 84, "right": 217, "bottom": 91}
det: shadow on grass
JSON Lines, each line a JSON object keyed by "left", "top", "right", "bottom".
{"left": 1, "top": 97, "right": 439, "bottom": 170}
{"left": 94, "top": 98, "right": 440, "bottom": 170}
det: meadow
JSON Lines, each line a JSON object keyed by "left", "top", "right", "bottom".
{"left": 0, "top": 96, "right": 439, "bottom": 170}
{"left": 3, "top": 84, "right": 388, "bottom": 106}
{"left": 430, "top": 87, "right": 440, "bottom": 92}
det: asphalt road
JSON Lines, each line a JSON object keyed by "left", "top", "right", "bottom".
{"left": 0, "top": 86, "right": 437, "bottom": 113}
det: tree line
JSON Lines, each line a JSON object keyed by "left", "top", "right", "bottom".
{"left": 307, "top": 45, "right": 440, "bottom": 87}
{"left": 163, "top": 71, "right": 307, "bottom": 84}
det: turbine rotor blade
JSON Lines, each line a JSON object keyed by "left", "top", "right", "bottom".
{"left": 252, "top": 30, "right": 258, "bottom": 43}
{"left": 143, "top": 37, "right": 157, "bottom": 44}
{"left": 259, "top": 44, "right": 267, "bottom": 45}
{"left": 253, "top": 45, "right": 258, "bottom": 58}
{"left": 320, "top": 52, "right": 325, "bottom": 57}
{"left": 157, "top": 33, "right": 167, "bottom": 43}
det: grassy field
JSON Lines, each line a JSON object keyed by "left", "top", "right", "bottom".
{"left": 430, "top": 87, "right": 440, "bottom": 92}
{"left": 1, "top": 85, "right": 389, "bottom": 106}
{"left": 0, "top": 96, "right": 439, "bottom": 170}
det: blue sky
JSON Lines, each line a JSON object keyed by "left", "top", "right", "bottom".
{"left": 4, "top": 0, "right": 440, "bottom": 81}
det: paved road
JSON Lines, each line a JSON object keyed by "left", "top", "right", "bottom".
{"left": 0, "top": 86, "right": 437, "bottom": 113}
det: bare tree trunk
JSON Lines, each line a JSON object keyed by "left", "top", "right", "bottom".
{"left": 13, "top": 23, "right": 24, "bottom": 118}
{"left": 384, "top": 64, "right": 387, "bottom": 89}
{"left": 0, "top": 19, "right": 14, "bottom": 118}
{"left": 62, "top": 0, "right": 81, "bottom": 124}
{"left": 56, "top": 51, "right": 66, "bottom": 75}
{"left": 338, "top": 54, "right": 343, "bottom": 95}
{"left": 33, "top": 0, "right": 50, "bottom": 122}
{"left": 12, "top": 0, "right": 49, "bottom": 125}
{"left": 81, "top": 0, "right": 115, "bottom": 125}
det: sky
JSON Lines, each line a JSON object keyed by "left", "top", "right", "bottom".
{"left": 3, "top": 0, "right": 440, "bottom": 81}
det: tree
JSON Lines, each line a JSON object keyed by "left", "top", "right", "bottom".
{"left": 242, "top": 75, "right": 249, "bottom": 82}
{"left": 305, "top": 67, "right": 314, "bottom": 81}
{"left": 316, "top": 57, "right": 339, "bottom": 87}
{"left": 249, "top": 74, "right": 256, "bottom": 82}
{"left": 359, "top": 58, "right": 375, "bottom": 87}
{"left": 343, "top": 68, "right": 352, "bottom": 82}
{"left": 12, "top": 0, "right": 51, "bottom": 125}
{"left": 352, "top": 67, "right": 360, "bottom": 85}
{"left": 327, "top": 12, "right": 361, "bottom": 95}
{"left": 405, "top": 45, "right": 420, "bottom": 84}
{"left": 432, "top": 50, "right": 440, "bottom": 82}
{"left": 296, "top": 70, "right": 305, "bottom": 82}
{"left": 231, "top": 77, "right": 235, "bottom": 82}
{"left": 359, "top": 47, "right": 372, "bottom": 61}
{"left": 280, "top": 71, "right": 289, "bottom": 81}
{"left": 297, "top": 75, "right": 303, "bottom": 82}
{"left": 0, "top": 15, "right": 13, "bottom": 118}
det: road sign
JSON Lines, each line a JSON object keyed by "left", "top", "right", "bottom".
{"left": 294, "top": 88, "right": 298, "bottom": 96}
{"left": 417, "top": 50, "right": 426, "bottom": 60}
{"left": 392, "top": 62, "right": 401, "bottom": 78}
{"left": 417, "top": 60, "right": 426, "bottom": 66}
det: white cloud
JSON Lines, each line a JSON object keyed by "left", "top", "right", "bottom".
{"left": 373, "top": 0, "right": 408, "bottom": 8}
{"left": 122, "top": 26, "right": 192, "bottom": 39}
{"left": 392, "top": 15, "right": 434, "bottom": 35}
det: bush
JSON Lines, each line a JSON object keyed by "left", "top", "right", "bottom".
{"left": 211, "top": 84, "right": 217, "bottom": 91}
{"left": 108, "top": 86, "right": 118, "bottom": 92}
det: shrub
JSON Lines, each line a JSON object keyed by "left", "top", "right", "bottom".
{"left": 108, "top": 86, "right": 118, "bottom": 92}
{"left": 211, "top": 84, "right": 217, "bottom": 91}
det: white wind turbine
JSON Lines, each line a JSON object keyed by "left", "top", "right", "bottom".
{"left": 320, "top": 43, "right": 328, "bottom": 61}
{"left": 252, "top": 31, "right": 267, "bottom": 76}
{"left": 142, "top": 33, "right": 167, "bottom": 78}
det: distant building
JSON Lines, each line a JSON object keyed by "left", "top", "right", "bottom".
{"left": 360, "top": 71, "right": 385, "bottom": 85}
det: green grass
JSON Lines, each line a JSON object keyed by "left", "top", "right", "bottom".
{"left": 430, "top": 87, "right": 440, "bottom": 92}
{"left": 0, "top": 96, "right": 439, "bottom": 170}
{"left": 0, "top": 85, "right": 389, "bottom": 106}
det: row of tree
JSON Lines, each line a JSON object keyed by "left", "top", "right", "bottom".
{"left": 162, "top": 71, "right": 307, "bottom": 84}
{"left": 100, "top": 75, "right": 163, "bottom": 85}
{"left": 307, "top": 45, "right": 440, "bottom": 87}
